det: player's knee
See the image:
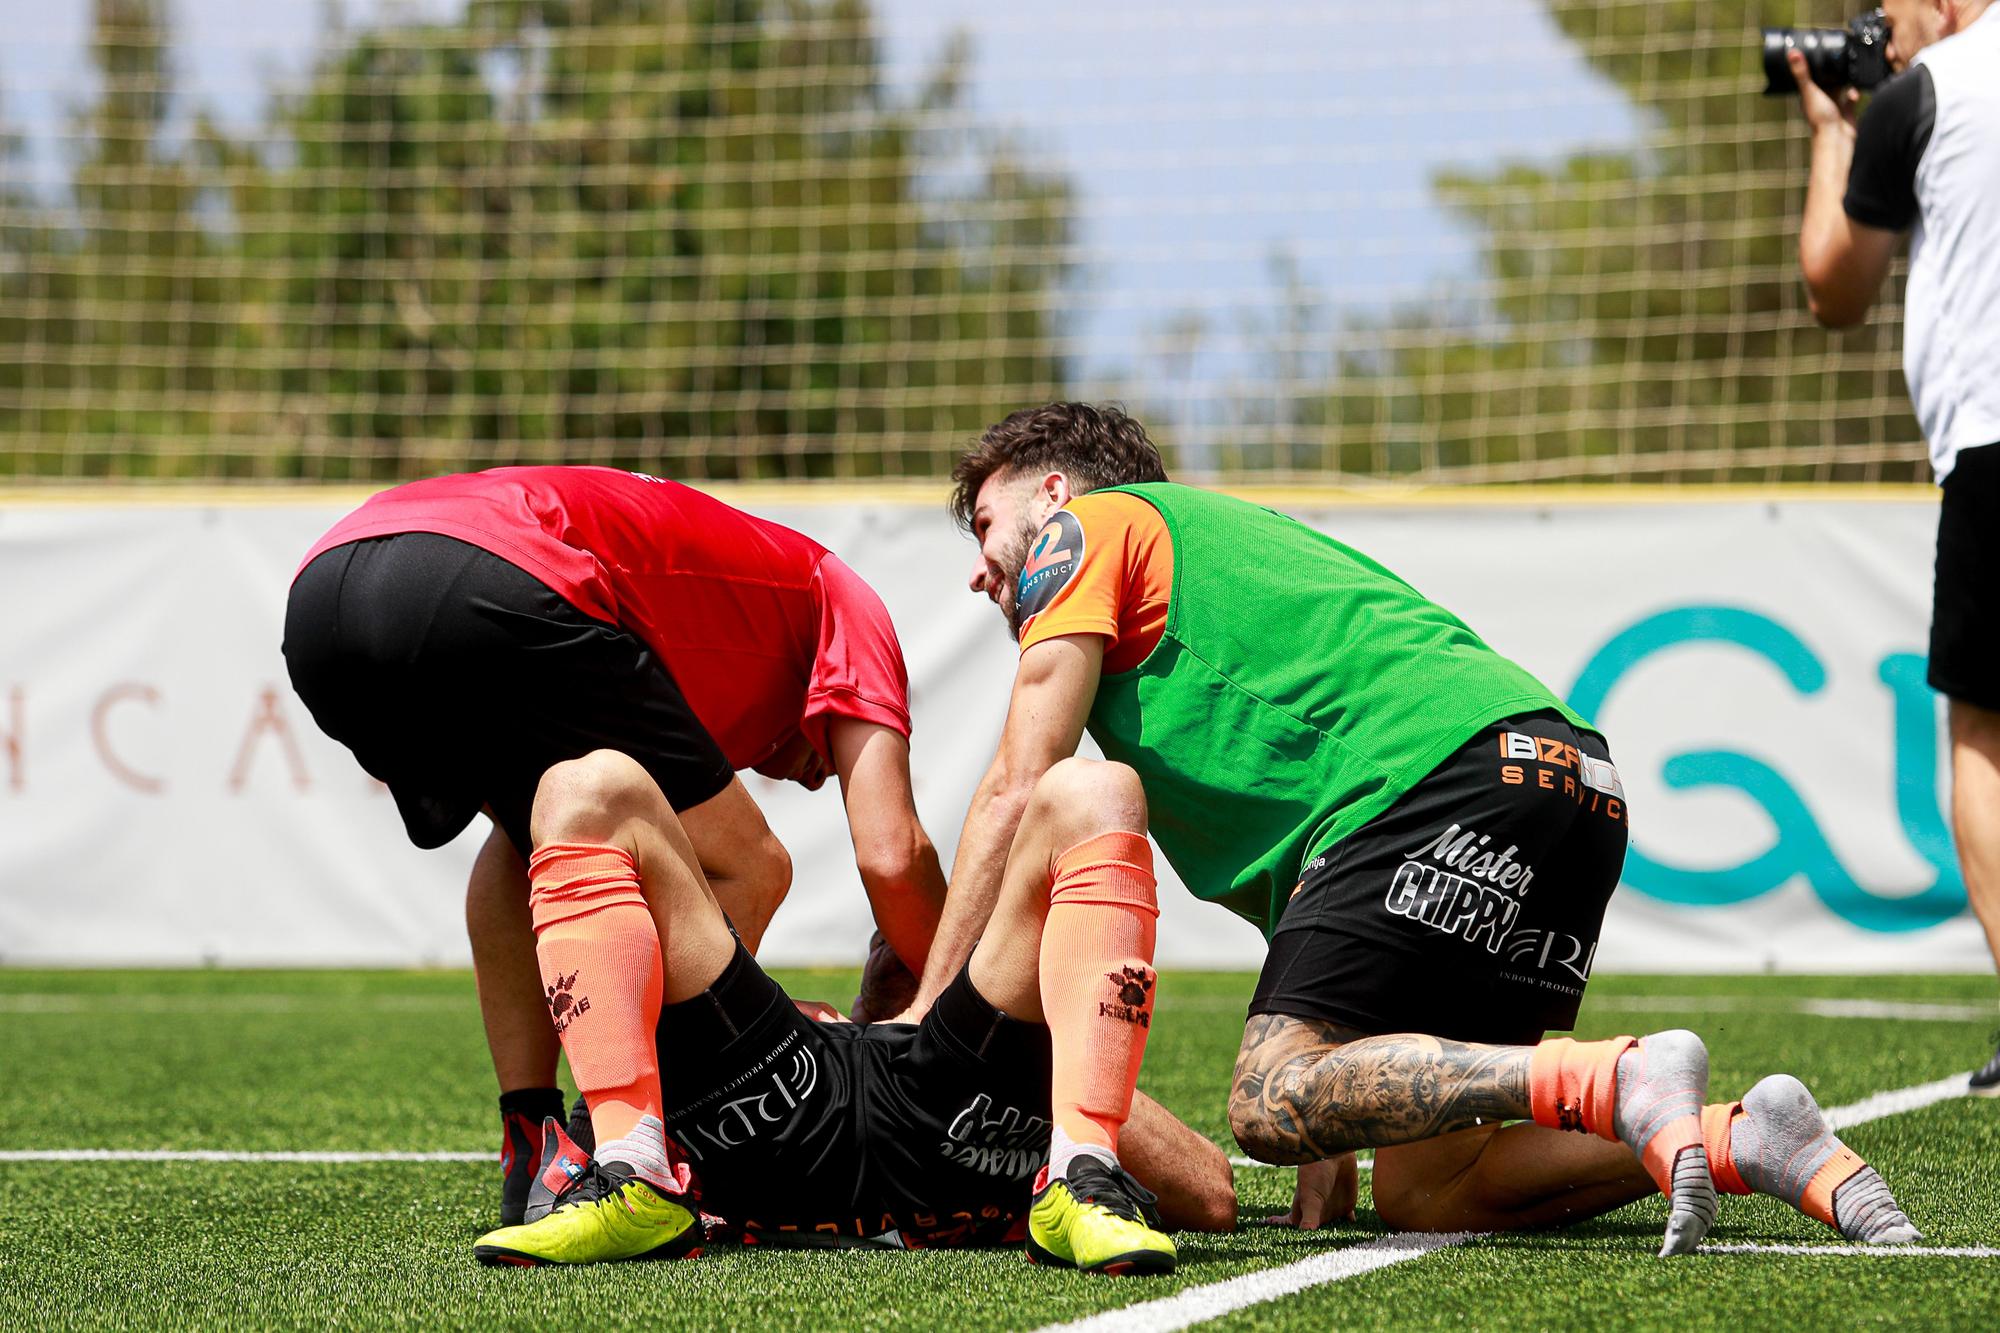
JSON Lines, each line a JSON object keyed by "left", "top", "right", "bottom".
{"left": 530, "top": 749, "right": 654, "bottom": 846}
{"left": 1033, "top": 757, "right": 1147, "bottom": 839}
{"left": 1227, "top": 1099, "right": 1294, "bottom": 1165}
{"left": 747, "top": 831, "right": 793, "bottom": 908}
{"left": 1182, "top": 1144, "right": 1242, "bottom": 1233}
{"left": 1370, "top": 1173, "right": 1440, "bottom": 1232}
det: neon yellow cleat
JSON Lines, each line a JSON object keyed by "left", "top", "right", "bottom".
{"left": 1026, "top": 1157, "right": 1177, "bottom": 1276}
{"left": 474, "top": 1161, "right": 701, "bottom": 1268}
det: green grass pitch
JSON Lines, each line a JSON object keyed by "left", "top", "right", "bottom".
{"left": 2, "top": 968, "right": 1997, "bottom": 1330}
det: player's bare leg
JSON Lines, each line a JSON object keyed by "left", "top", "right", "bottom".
{"left": 465, "top": 825, "right": 571, "bottom": 1225}
{"left": 1229, "top": 1013, "right": 1716, "bottom": 1255}
{"left": 467, "top": 828, "right": 561, "bottom": 1095}
{"left": 1372, "top": 1121, "right": 1653, "bottom": 1231}
{"left": 966, "top": 757, "right": 1233, "bottom": 1263}
{"left": 676, "top": 776, "right": 793, "bottom": 954}
{"left": 1948, "top": 698, "right": 2000, "bottom": 1093}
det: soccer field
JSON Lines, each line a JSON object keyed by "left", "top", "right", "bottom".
{"left": 2, "top": 969, "right": 1996, "bottom": 1330}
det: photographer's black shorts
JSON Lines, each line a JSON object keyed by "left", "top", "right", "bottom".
{"left": 283, "top": 532, "right": 734, "bottom": 856}
{"left": 1929, "top": 442, "right": 2000, "bottom": 711}
{"left": 1249, "top": 711, "right": 1628, "bottom": 1045}
{"left": 657, "top": 946, "right": 1053, "bottom": 1248}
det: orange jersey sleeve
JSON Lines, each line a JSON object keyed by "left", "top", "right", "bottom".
{"left": 1017, "top": 491, "right": 1173, "bottom": 674}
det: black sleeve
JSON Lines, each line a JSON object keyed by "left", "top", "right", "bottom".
{"left": 1843, "top": 64, "right": 1935, "bottom": 232}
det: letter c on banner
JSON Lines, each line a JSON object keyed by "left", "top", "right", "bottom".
{"left": 1569, "top": 606, "right": 1964, "bottom": 933}
{"left": 92, "top": 683, "right": 165, "bottom": 794}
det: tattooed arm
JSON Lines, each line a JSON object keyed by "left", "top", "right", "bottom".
{"left": 1227, "top": 1013, "right": 1535, "bottom": 1162}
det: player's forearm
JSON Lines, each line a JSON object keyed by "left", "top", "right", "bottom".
{"left": 912, "top": 769, "right": 1034, "bottom": 1010}
{"left": 859, "top": 835, "right": 947, "bottom": 976}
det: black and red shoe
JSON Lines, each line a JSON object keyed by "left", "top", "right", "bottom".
{"left": 497, "top": 1088, "right": 566, "bottom": 1226}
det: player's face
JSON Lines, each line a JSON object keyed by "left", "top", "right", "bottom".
{"left": 967, "top": 470, "right": 1052, "bottom": 638}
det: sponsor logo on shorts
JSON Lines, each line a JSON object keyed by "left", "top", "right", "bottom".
{"left": 1404, "top": 823, "right": 1536, "bottom": 896}
{"left": 545, "top": 970, "right": 591, "bottom": 1035}
{"left": 1497, "top": 732, "right": 1625, "bottom": 820}
{"left": 1498, "top": 928, "right": 1598, "bottom": 999}
{"left": 942, "top": 1092, "right": 1049, "bottom": 1181}
{"left": 1015, "top": 510, "right": 1085, "bottom": 627}
{"left": 1099, "top": 965, "right": 1154, "bottom": 1027}
{"left": 668, "top": 1029, "right": 821, "bottom": 1162}
{"left": 1383, "top": 861, "right": 1521, "bottom": 953}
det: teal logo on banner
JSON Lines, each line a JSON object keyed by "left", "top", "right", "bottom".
{"left": 1569, "top": 605, "right": 1965, "bottom": 933}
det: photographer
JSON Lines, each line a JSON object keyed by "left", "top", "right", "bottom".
{"left": 1788, "top": 0, "right": 2000, "bottom": 1095}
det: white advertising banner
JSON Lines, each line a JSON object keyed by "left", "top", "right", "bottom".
{"left": 0, "top": 492, "right": 1985, "bottom": 973}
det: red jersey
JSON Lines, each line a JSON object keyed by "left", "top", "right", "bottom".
{"left": 299, "top": 467, "right": 911, "bottom": 773}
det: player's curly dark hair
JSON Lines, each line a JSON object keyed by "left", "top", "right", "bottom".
{"left": 948, "top": 402, "right": 1169, "bottom": 532}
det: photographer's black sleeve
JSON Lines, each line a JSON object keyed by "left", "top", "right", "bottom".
{"left": 1843, "top": 64, "right": 1935, "bottom": 232}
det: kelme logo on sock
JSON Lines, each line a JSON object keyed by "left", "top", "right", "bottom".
{"left": 545, "top": 970, "right": 592, "bottom": 1034}
{"left": 1099, "top": 966, "right": 1154, "bottom": 1027}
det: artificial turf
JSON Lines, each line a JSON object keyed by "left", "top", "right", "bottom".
{"left": 1, "top": 969, "right": 1995, "bottom": 1330}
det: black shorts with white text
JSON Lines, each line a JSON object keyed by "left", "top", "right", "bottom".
{"left": 1249, "top": 710, "right": 1628, "bottom": 1045}
{"left": 652, "top": 945, "right": 1054, "bottom": 1249}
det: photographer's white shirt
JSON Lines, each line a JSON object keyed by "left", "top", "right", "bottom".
{"left": 1846, "top": 7, "right": 2000, "bottom": 480}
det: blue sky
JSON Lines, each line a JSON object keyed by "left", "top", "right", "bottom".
{"left": 0, "top": 0, "right": 1644, "bottom": 398}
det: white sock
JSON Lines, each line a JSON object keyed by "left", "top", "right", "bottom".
{"left": 593, "top": 1115, "right": 680, "bottom": 1193}
{"left": 1049, "top": 1123, "right": 1118, "bottom": 1182}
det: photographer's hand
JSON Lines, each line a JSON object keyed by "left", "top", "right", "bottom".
{"left": 1787, "top": 48, "right": 1896, "bottom": 328}
{"left": 1787, "top": 48, "right": 1860, "bottom": 132}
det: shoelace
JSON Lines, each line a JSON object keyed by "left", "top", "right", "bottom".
{"left": 1065, "top": 1160, "right": 1164, "bottom": 1230}
{"left": 546, "top": 1163, "right": 625, "bottom": 1216}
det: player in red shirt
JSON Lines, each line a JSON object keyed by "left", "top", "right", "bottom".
{"left": 283, "top": 466, "right": 946, "bottom": 1225}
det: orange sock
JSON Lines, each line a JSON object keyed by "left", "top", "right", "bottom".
{"left": 1702, "top": 1102, "right": 1752, "bottom": 1195}
{"left": 1527, "top": 1035, "right": 1636, "bottom": 1139}
{"left": 1039, "top": 831, "right": 1160, "bottom": 1160}
{"left": 528, "top": 841, "right": 664, "bottom": 1147}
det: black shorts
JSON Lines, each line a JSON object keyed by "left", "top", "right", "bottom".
{"left": 1249, "top": 710, "right": 1628, "bottom": 1045}
{"left": 656, "top": 946, "right": 1053, "bottom": 1248}
{"left": 283, "top": 533, "right": 733, "bottom": 855}
{"left": 1929, "top": 442, "right": 2000, "bottom": 711}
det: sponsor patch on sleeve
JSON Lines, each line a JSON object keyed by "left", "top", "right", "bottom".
{"left": 1015, "top": 509, "right": 1085, "bottom": 626}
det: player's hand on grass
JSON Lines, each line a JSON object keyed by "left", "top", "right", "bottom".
{"left": 849, "top": 929, "right": 920, "bottom": 1024}
{"left": 1270, "top": 1153, "right": 1358, "bottom": 1229}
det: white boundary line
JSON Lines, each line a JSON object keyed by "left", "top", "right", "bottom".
{"left": 1034, "top": 1070, "right": 1974, "bottom": 1333}
{"left": 1823, "top": 1074, "right": 1972, "bottom": 1131}
{"left": 0, "top": 994, "right": 464, "bottom": 1014}
{"left": 1035, "top": 1233, "right": 1479, "bottom": 1333}
{"left": 1586, "top": 996, "right": 1994, "bottom": 1023}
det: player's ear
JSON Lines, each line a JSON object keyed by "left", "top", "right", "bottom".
{"left": 1042, "top": 470, "right": 1075, "bottom": 510}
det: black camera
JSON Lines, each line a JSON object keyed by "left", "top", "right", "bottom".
{"left": 1762, "top": 9, "right": 1892, "bottom": 96}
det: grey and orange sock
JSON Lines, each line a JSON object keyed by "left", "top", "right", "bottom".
{"left": 1531, "top": 1030, "right": 1716, "bottom": 1255}
{"left": 1703, "top": 1075, "right": 1920, "bottom": 1245}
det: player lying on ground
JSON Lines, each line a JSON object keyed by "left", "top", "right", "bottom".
{"left": 468, "top": 747, "right": 1237, "bottom": 1273}
{"left": 921, "top": 401, "right": 1920, "bottom": 1256}
{"left": 284, "top": 466, "right": 947, "bottom": 1225}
